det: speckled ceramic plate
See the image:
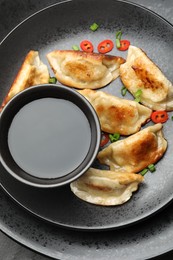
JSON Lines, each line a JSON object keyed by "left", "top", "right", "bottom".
{"left": 0, "top": 0, "right": 173, "bottom": 232}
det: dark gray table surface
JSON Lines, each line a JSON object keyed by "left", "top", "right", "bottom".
{"left": 0, "top": 0, "right": 173, "bottom": 259}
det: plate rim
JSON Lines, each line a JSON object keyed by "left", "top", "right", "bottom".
{"left": 1, "top": 179, "right": 173, "bottom": 231}
{"left": 1, "top": 189, "right": 173, "bottom": 260}
{"left": 1, "top": 0, "right": 173, "bottom": 48}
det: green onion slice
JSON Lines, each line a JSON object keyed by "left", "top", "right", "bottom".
{"left": 116, "top": 39, "right": 121, "bottom": 48}
{"left": 115, "top": 31, "right": 122, "bottom": 48}
{"left": 49, "top": 77, "right": 57, "bottom": 84}
{"left": 139, "top": 168, "right": 148, "bottom": 176}
{"left": 121, "top": 86, "right": 127, "bottom": 96}
{"left": 148, "top": 164, "right": 156, "bottom": 172}
{"left": 90, "top": 22, "right": 99, "bottom": 31}
{"left": 72, "top": 45, "right": 80, "bottom": 51}
{"left": 109, "top": 133, "right": 120, "bottom": 142}
{"left": 171, "top": 115, "right": 173, "bottom": 121}
{"left": 139, "top": 164, "right": 156, "bottom": 176}
{"left": 134, "top": 89, "right": 142, "bottom": 102}
{"left": 116, "top": 31, "right": 122, "bottom": 39}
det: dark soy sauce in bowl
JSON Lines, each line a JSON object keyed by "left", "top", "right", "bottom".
{"left": 8, "top": 98, "right": 91, "bottom": 179}
{"left": 0, "top": 84, "right": 101, "bottom": 187}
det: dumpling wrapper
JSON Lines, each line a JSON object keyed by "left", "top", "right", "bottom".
{"left": 98, "top": 123, "right": 167, "bottom": 173}
{"left": 0, "top": 50, "right": 49, "bottom": 111}
{"left": 78, "top": 89, "right": 152, "bottom": 135}
{"left": 119, "top": 46, "right": 173, "bottom": 111}
{"left": 47, "top": 50, "right": 125, "bottom": 89}
{"left": 70, "top": 168, "right": 143, "bottom": 206}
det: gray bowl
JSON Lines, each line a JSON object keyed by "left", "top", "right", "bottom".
{"left": 0, "top": 84, "right": 101, "bottom": 188}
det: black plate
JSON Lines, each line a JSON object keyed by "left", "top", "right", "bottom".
{"left": 1, "top": 1, "right": 173, "bottom": 259}
{"left": 0, "top": 0, "right": 173, "bottom": 232}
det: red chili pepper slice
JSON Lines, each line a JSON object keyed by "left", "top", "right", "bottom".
{"left": 151, "top": 111, "right": 168, "bottom": 123}
{"left": 80, "top": 40, "right": 94, "bottom": 53}
{"left": 118, "top": 40, "right": 130, "bottom": 51}
{"left": 100, "top": 133, "right": 109, "bottom": 147}
{"left": 97, "top": 39, "right": 114, "bottom": 54}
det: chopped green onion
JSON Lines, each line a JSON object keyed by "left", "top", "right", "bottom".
{"left": 115, "top": 31, "right": 122, "bottom": 48}
{"left": 139, "top": 168, "right": 148, "bottom": 176}
{"left": 121, "top": 86, "right": 127, "bottom": 96}
{"left": 134, "top": 89, "right": 142, "bottom": 102}
{"left": 72, "top": 45, "right": 80, "bottom": 51}
{"left": 116, "top": 39, "right": 121, "bottom": 48}
{"left": 109, "top": 133, "right": 120, "bottom": 142}
{"left": 90, "top": 22, "right": 99, "bottom": 31}
{"left": 172, "top": 115, "right": 173, "bottom": 121}
{"left": 139, "top": 164, "right": 156, "bottom": 176}
{"left": 116, "top": 31, "right": 122, "bottom": 39}
{"left": 148, "top": 164, "right": 156, "bottom": 172}
{"left": 49, "top": 77, "right": 57, "bottom": 84}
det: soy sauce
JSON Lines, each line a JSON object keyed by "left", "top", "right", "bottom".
{"left": 8, "top": 98, "right": 91, "bottom": 179}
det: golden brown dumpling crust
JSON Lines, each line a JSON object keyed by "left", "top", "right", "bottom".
{"left": 97, "top": 124, "right": 167, "bottom": 173}
{"left": 47, "top": 50, "right": 125, "bottom": 89}
{"left": 0, "top": 50, "right": 49, "bottom": 111}
{"left": 119, "top": 46, "right": 173, "bottom": 111}
{"left": 70, "top": 168, "right": 143, "bottom": 206}
{"left": 78, "top": 89, "right": 152, "bottom": 135}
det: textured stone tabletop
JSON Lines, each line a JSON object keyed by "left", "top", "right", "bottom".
{"left": 0, "top": 0, "right": 173, "bottom": 259}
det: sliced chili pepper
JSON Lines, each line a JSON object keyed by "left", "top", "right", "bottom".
{"left": 100, "top": 133, "right": 109, "bottom": 147}
{"left": 151, "top": 111, "right": 168, "bottom": 123}
{"left": 97, "top": 39, "right": 114, "bottom": 54}
{"left": 118, "top": 40, "right": 130, "bottom": 51}
{"left": 80, "top": 40, "right": 94, "bottom": 53}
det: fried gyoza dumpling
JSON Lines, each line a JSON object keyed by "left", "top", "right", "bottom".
{"left": 78, "top": 89, "right": 152, "bottom": 135}
{"left": 0, "top": 50, "right": 49, "bottom": 111}
{"left": 47, "top": 50, "right": 125, "bottom": 89}
{"left": 119, "top": 46, "right": 173, "bottom": 111}
{"left": 98, "top": 124, "right": 167, "bottom": 172}
{"left": 70, "top": 168, "right": 143, "bottom": 206}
